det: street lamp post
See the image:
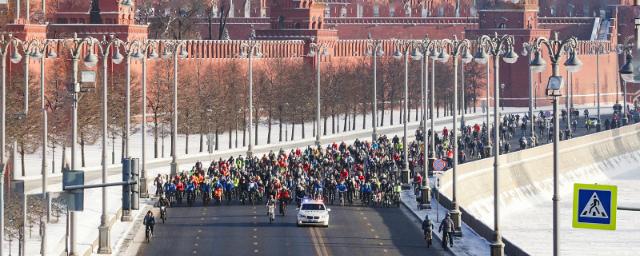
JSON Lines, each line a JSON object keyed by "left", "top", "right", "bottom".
{"left": 12, "top": 37, "right": 36, "bottom": 256}
{"left": 366, "top": 35, "right": 384, "bottom": 142}
{"left": 522, "top": 43, "right": 537, "bottom": 140}
{"left": 240, "top": 37, "right": 262, "bottom": 156}
{"left": 474, "top": 43, "right": 491, "bottom": 156}
{"left": 461, "top": 59, "right": 466, "bottom": 128}
{"left": 308, "top": 38, "right": 329, "bottom": 147}
{"left": 1, "top": 37, "right": 14, "bottom": 256}
{"left": 166, "top": 41, "right": 188, "bottom": 177}
{"left": 439, "top": 35, "right": 473, "bottom": 236}
{"left": 413, "top": 36, "right": 437, "bottom": 209}
{"left": 393, "top": 39, "right": 421, "bottom": 185}
{"left": 529, "top": 32, "right": 581, "bottom": 256}
{"left": 590, "top": 43, "right": 606, "bottom": 124}
{"left": 430, "top": 53, "right": 437, "bottom": 172}
{"left": 63, "top": 32, "right": 98, "bottom": 256}
{"left": 619, "top": 40, "right": 635, "bottom": 125}
{"left": 120, "top": 41, "right": 137, "bottom": 162}
{"left": 90, "top": 34, "right": 121, "bottom": 254}
{"left": 500, "top": 83, "right": 505, "bottom": 110}
{"left": 136, "top": 40, "right": 159, "bottom": 199}
{"left": 28, "top": 38, "right": 58, "bottom": 256}
{"left": 476, "top": 33, "right": 519, "bottom": 256}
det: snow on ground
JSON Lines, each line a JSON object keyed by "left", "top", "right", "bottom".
{"left": 470, "top": 148, "right": 640, "bottom": 256}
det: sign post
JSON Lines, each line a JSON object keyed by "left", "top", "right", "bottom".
{"left": 572, "top": 183, "right": 617, "bottom": 230}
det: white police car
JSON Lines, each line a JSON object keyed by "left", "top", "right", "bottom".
{"left": 297, "top": 199, "right": 330, "bottom": 227}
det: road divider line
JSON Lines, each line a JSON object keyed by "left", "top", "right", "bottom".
{"left": 308, "top": 227, "right": 324, "bottom": 256}
{"left": 313, "top": 228, "right": 331, "bottom": 256}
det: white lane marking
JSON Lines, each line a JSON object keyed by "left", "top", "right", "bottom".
{"left": 254, "top": 249, "right": 259, "bottom": 253}
{"left": 197, "top": 229, "right": 202, "bottom": 233}
{"left": 309, "top": 227, "right": 323, "bottom": 256}
{"left": 253, "top": 228, "right": 258, "bottom": 231}
{"left": 253, "top": 242, "right": 258, "bottom": 246}
{"left": 192, "top": 250, "right": 197, "bottom": 254}
{"left": 196, "top": 236, "right": 200, "bottom": 240}
{"left": 194, "top": 243, "right": 199, "bottom": 247}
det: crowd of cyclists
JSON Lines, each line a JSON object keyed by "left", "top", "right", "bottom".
{"left": 152, "top": 135, "right": 418, "bottom": 211}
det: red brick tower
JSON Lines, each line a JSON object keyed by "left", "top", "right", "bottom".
{"left": 466, "top": 0, "right": 552, "bottom": 107}
{"left": 256, "top": 0, "right": 338, "bottom": 41}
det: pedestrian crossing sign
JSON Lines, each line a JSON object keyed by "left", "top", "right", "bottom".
{"left": 572, "top": 183, "right": 617, "bottom": 230}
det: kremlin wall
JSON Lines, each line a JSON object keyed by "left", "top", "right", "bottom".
{"left": 0, "top": 0, "right": 638, "bottom": 108}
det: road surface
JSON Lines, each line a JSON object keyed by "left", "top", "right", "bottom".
{"left": 139, "top": 201, "right": 453, "bottom": 256}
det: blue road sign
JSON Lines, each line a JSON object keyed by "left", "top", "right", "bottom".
{"left": 572, "top": 183, "right": 617, "bottom": 230}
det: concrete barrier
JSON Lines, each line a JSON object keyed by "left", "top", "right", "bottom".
{"left": 436, "top": 123, "right": 640, "bottom": 254}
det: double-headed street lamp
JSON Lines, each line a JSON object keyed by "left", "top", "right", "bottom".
{"left": 438, "top": 36, "right": 473, "bottom": 236}
{"left": 25, "top": 38, "right": 58, "bottom": 256}
{"left": 0, "top": 37, "right": 12, "bottom": 256}
{"left": 136, "top": 40, "right": 159, "bottom": 199}
{"left": 308, "top": 38, "right": 329, "bottom": 147}
{"left": 529, "top": 32, "right": 581, "bottom": 256}
{"left": 589, "top": 43, "right": 608, "bottom": 125}
{"left": 240, "top": 38, "right": 262, "bottom": 156}
{"left": 165, "top": 40, "right": 188, "bottom": 177}
{"left": 7, "top": 36, "right": 41, "bottom": 256}
{"left": 473, "top": 41, "right": 492, "bottom": 156}
{"left": 412, "top": 36, "right": 437, "bottom": 209}
{"left": 88, "top": 34, "right": 121, "bottom": 254}
{"left": 365, "top": 35, "right": 384, "bottom": 141}
{"left": 0, "top": 33, "right": 26, "bottom": 256}
{"left": 476, "top": 33, "right": 519, "bottom": 256}
{"left": 393, "top": 39, "right": 421, "bottom": 184}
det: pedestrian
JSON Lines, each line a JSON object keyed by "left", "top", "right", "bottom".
{"left": 154, "top": 174, "right": 163, "bottom": 196}
{"left": 439, "top": 212, "right": 455, "bottom": 249}
{"left": 422, "top": 215, "right": 434, "bottom": 248}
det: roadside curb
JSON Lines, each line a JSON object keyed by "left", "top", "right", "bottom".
{"left": 77, "top": 207, "right": 123, "bottom": 256}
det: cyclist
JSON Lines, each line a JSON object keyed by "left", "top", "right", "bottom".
{"left": 143, "top": 211, "right": 156, "bottom": 239}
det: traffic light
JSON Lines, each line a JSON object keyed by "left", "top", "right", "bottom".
{"left": 131, "top": 158, "right": 140, "bottom": 210}
{"left": 122, "top": 158, "right": 131, "bottom": 212}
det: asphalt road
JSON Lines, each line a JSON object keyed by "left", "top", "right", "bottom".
{"left": 139, "top": 201, "right": 453, "bottom": 256}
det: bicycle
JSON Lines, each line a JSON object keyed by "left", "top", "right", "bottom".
{"left": 145, "top": 225, "right": 153, "bottom": 243}
{"left": 160, "top": 206, "right": 167, "bottom": 224}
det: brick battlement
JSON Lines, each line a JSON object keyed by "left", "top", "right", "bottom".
{"left": 326, "top": 17, "right": 480, "bottom": 25}
{"left": 179, "top": 40, "right": 307, "bottom": 59}
{"left": 538, "top": 17, "right": 597, "bottom": 25}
